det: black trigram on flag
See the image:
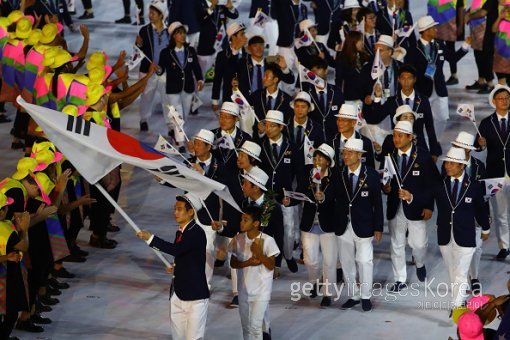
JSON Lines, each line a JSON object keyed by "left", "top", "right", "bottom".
{"left": 66, "top": 115, "right": 91, "bottom": 136}
{"left": 156, "top": 165, "right": 186, "bottom": 179}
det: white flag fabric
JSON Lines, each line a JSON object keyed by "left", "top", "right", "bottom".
{"left": 298, "top": 64, "right": 325, "bottom": 89}
{"left": 371, "top": 48, "right": 384, "bottom": 80}
{"left": 396, "top": 23, "right": 417, "bottom": 38}
{"left": 357, "top": 18, "right": 365, "bottom": 35}
{"left": 283, "top": 189, "right": 314, "bottom": 203}
{"left": 294, "top": 28, "right": 314, "bottom": 49}
{"left": 231, "top": 88, "right": 258, "bottom": 136}
{"left": 214, "top": 25, "right": 227, "bottom": 51}
{"left": 191, "top": 92, "right": 203, "bottom": 112}
{"left": 456, "top": 103, "right": 476, "bottom": 123}
{"left": 253, "top": 9, "right": 269, "bottom": 28}
{"left": 483, "top": 177, "right": 506, "bottom": 201}
{"left": 154, "top": 135, "right": 180, "bottom": 156}
{"left": 381, "top": 155, "right": 398, "bottom": 184}
{"left": 304, "top": 134, "right": 314, "bottom": 165}
{"left": 16, "top": 96, "right": 241, "bottom": 211}
{"left": 355, "top": 105, "right": 366, "bottom": 131}
{"left": 215, "top": 134, "right": 235, "bottom": 150}
{"left": 167, "top": 105, "right": 185, "bottom": 131}
{"left": 312, "top": 167, "right": 321, "bottom": 184}
{"left": 126, "top": 45, "right": 149, "bottom": 71}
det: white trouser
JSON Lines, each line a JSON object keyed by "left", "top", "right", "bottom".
{"left": 301, "top": 230, "right": 337, "bottom": 296}
{"left": 469, "top": 226, "right": 483, "bottom": 280}
{"left": 429, "top": 89, "right": 449, "bottom": 140}
{"left": 439, "top": 242, "right": 476, "bottom": 307}
{"left": 277, "top": 47, "right": 298, "bottom": 95}
{"left": 280, "top": 204, "right": 299, "bottom": 260}
{"left": 389, "top": 206, "right": 428, "bottom": 283}
{"left": 200, "top": 224, "right": 217, "bottom": 290}
{"left": 294, "top": 204, "right": 303, "bottom": 245}
{"left": 215, "top": 235, "right": 238, "bottom": 295}
{"left": 187, "top": 32, "right": 200, "bottom": 49}
{"left": 238, "top": 296, "right": 270, "bottom": 340}
{"left": 491, "top": 184, "right": 510, "bottom": 249}
{"left": 170, "top": 294, "right": 209, "bottom": 340}
{"left": 338, "top": 223, "right": 374, "bottom": 299}
{"left": 249, "top": 18, "right": 279, "bottom": 55}
{"left": 198, "top": 54, "right": 216, "bottom": 79}
{"left": 138, "top": 73, "right": 166, "bottom": 123}
{"left": 163, "top": 92, "right": 193, "bottom": 143}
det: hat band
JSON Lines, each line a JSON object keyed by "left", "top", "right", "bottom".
{"left": 195, "top": 136, "right": 214, "bottom": 145}
{"left": 453, "top": 140, "right": 474, "bottom": 148}
{"left": 338, "top": 114, "right": 357, "bottom": 119}
{"left": 245, "top": 174, "right": 266, "bottom": 189}
{"left": 394, "top": 127, "right": 413, "bottom": 135}
{"left": 445, "top": 155, "right": 468, "bottom": 163}
{"left": 240, "top": 148, "right": 259, "bottom": 160}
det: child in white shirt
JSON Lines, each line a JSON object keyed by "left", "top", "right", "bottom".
{"left": 229, "top": 206, "right": 280, "bottom": 340}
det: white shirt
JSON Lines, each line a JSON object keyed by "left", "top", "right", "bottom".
{"left": 348, "top": 163, "right": 362, "bottom": 177}
{"left": 419, "top": 37, "right": 431, "bottom": 47}
{"left": 174, "top": 46, "right": 185, "bottom": 52}
{"left": 266, "top": 89, "right": 279, "bottom": 102}
{"left": 252, "top": 57, "right": 264, "bottom": 67}
{"left": 228, "top": 232, "right": 280, "bottom": 301}
{"left": 401, "top": 90, "right": 415, "bottom": 103}
{"left": 496, "top": 112, "right": 509, "bottom": 123}
{"left": 249, "top": 193, "right": 265, "bottom": 206}
{"left": 269, "top": 134, "right": 283, "bottom": 148}
{"left": 221, "top": 126, "right": 237, "bottom": 138}
{"left": 294, "top": 118, "right": 308, "bottom": 130}
{"left": 398, "top": 145, "right": 412, "bottom": 159}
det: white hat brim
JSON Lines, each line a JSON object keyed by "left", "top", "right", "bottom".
{"left": 290, "top": 100, "right": 315, "bottom": 112}
{"left": 194, "top": 136, "right": 214, "bottom": 146}
{"left": 451, "top": 141, "right": 477, "bottom": 151}
{"left": 488, "top": 85, "right": 510, "bottom": 109}
{"left": 264, "top": 118, "right": 287, "bottom": 126}
{"left": 237, "top": 148, "right": 261, "bottom": 162}
{"left": 418, "top": 22, "right": 439, "bottom": 33}
{"left": 241, "top": 173, "right": 267, "bottom": 191}
{"left": 439, "top": 156, "right": 470, "bottom": 165}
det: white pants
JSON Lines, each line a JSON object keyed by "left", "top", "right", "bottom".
{"left": 215, "top": 235, "right": 238, "bottom": 295}
{"left": 200, "top": 224, "right": 217, "bottom": 290}
{"left": 439, "top": 242, "right": 476, "bottom": 307}
{"left": 170, "top": 294, "right": 209, "bottom": 340}
{"left": 239, "top": 296, "right": 270, "bottom": 340}
{"left": 187, "top": 32, "right": 200, "bottom": 49}
{"left": 301, "top": 230, "right": 337, "bottom": 296}
{"left": 280, "top": 204, "right": 299, "bottom": 260}
{"left": 249, "top": 18, "right": 279, "bottom": 55}
{"left": 469, "top": 226, "right": 483, "bottom": 279}
{"left": 198, "top": 54, "right": 216, "bottom": 79}
{"left": 389, "top": 206, "right": 428, "bottom": 283}
{"left": 491, "top": 184, "right": 510, "bottom": 249}
{"left": 338, "top": 223, "right": 374, "bottom": 299}
{"left": 139, "top": 73, "right": 166, "bottom": 123}
{"left": 429, "top": 89, "right": 449, "bottom": 140}
{"left": 163, "top": 92, "right": 193, "bottom": 143}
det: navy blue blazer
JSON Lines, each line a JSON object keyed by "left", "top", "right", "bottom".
{"left": 212, "top": 47, "right": 247, "bottom": 102}
{"left": 328, "top": 131, "right": 376, "bottom": 169}
{"left": 295, "top": 41, "right": 335, "bottom": 69}
{"left": 334, "top": 164, "right": 384, "bottom": 237}
{"left": 158, "top": 46, "right": 203, "bottom": 94}
{"left": 298, "top": 166, "right": 337, "bottom": 233}
{"left": 360, "top": 58, "right": 402, "bottom": 99}
{"left": 249, "top": 0, "right": 271, "bottom": 17}
{"left": 476, "top": 112, "right": 510, "bottom": 178}
{"left": 334, "top": 56, "right": 368, "bottom": 101}
{"left": 304, "top": 82, "right": 345, "bottom": 142}
{"left": 168, "top": 0, "right": 202, "bottom": 34}
{"left": 375, "top": 7, "right": 416, "bottom": 49}
{"left": 211, "top": 127, "right": 251, "bottom": 174}
{"left": 137, "top": 24, "right": 170, "bottom": 73}
{"left": 249, "top": 88, "right": 293, "bottom": 142}
{"left": 197, "top": 1, "right": 239, "bottom": 56}
{"left": 363, "top": 31, "right": 381, "bottom": 59}
{"left": 383, "top": 144, "right": 440, "bottom": 220}
{"left": 236, "top": 58, "right": 295, "bottom": 98}
{"left": 149, "top": 221, "right": 210, "bottom": 301}
{"left": 404, "top": 39, "right": 468, "bottom": 97}
{"left": 271, "top": 0, "right": 308, "bottom": 47}
{"left": 363, "top": 91, "right": 442, "bottom": 156}
{"left": 258, "top": 135, "right": 298, "bottom": 200}
{"left": 433, "top": 174, "right": 490, "bottom": 247}
{"left": 309, "top": 0, "right": 340, "bottom": 35}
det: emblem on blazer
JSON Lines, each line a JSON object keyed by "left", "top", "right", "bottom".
{"left": 332, "top": 105, "right": 338, "bottom": 111}
{"left": 361, "top": 191, "right": 369, "bottom": 197}
{"left": 465, "top": 197, "right": 472, "bottom": 203}
{"left": 284, "top": 158, "right": 291, "bottom": 163}
{"left": 416, "top": 113, "right": 424, "bottom": 119}
{"left": 412, "top": 170, "right": 420, "bottom": 176}
{"left": 414, "top": 163, "right": 419, "bottom": 168}
{"left": 284, "top": 150, "right": 292, "bottom": 156}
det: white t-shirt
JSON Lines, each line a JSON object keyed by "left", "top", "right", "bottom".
{"left": 228, "top": 232, "right": 280, "bottom": 301}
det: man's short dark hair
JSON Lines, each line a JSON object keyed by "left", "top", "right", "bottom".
{"left": 265, "top": 62, "right": 283, "bottom": 82}
{"left": 310, "top": 56, "right": 328, "bottom": 71}
{"left": 248, "top": 36, "right": 265, "bottom": 45}
{"left": 356, "top": 7, "right": 374, "bottom": 23}
{"left": 176, "top": 196, "right": 193, "bottom": 211}
{"left": 494, "top": 88, "right": 510, "bottom": 98}
{"left": 398, "top": 64, "right": 417, "bottom": 77}
{"left": 243, "top": 205, "right": 262, "bottom": 223}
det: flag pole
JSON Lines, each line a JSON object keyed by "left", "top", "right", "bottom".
{"left": 297, "top": 61, "right": 303, "bottom": 91}
{"left": 94, "top": 183, "right": 172, "bottom": 268}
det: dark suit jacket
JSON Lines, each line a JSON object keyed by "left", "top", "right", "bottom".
{"left": 309, "top": 0, "right": 339, "bottom": 35}
{"left": 249, "top": 89, "right": 293, "bottom": 142}
{"left": 28, "top": 0, "right": 72, "bottom": 28}
{"left": 271, "top": 0, "right": 308, "bottom": 47}
{"left": 376, "top": 7, "right": 416, "bottom": 49}
{"left": 249, "top": 0, "right": 271, "bottom": 17}
{"left": 168, "top": 0, "right": 202, "bottom": 34}
{"left": 334, "top": 164, "right": 384, "bottom": 237}
{"left": 334, "top": 56, "right": 368, "bottom": 101}
{"left": 211, "top": 127, "right": 251, "bottom": 174}
{"left": 138, "top": 24, "right": 170, "bottom": 73}
{"left": 212, "top": 47, "right": 247, "bottom": 102}
{"left": 328, "top": 131, "right": 376, "bottom": 169}
{"left": 476, "top": 112, "right": 510, "bottom": 178}
{"left": 295, "top": 41, "right": 334, "bottom": 69}
{"left": 404, "top": 39, "right": 468, "bottom": 97}
{"left": 197, "top": 1, "right": 238, "bottom": 56}
{"left": 305, "top": 82, "right": 344, "bottom": 141}
{"left": 363, "top": 91, "right": 442, "bottom": 156}
{"left": 237, "top": 58, "right": 295, "bottom": 98}
{"left": 383, "top": 144, "right": 440, "bottom": 220}
{"left": 158, "top": 46, "right": 203, "bottom": 94}
{"left": 149, "top": 220, "right": 210, "bottom": 301}
{"left": 433, "top": 174, "right": 490, "bottom": 247}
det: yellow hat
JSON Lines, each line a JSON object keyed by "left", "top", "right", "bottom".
{"left": 7, "top": 10, "right": 24, "bottom": 24}
{"left": 0, "top": 192, "right": 14, "bottom": 209}
{"left": 34, "top": 172, "right": 54, "bottom": 205}
{"left": 0, "top": 17, "right": 10, "bottom": 29}
{"left": 86, "top": 83, "right": 108, "bottom": 106}
{"left": 88, "top": 67, "right": 106, "bottom": 84}
{"left": 31, "top": 141, "right": 56, "bottom": 154}
{"left": 42, "top": 46, "right": 59, "bottom": 67}
{"left": 39, "top": 23, "right": 60, "bottom": 44}
{"left": 15, "top": 17, "right": 33, "bottom": 39}
{"left": 452, "top": 306, "right": 471, "bottom": 324}
{"left": 62, "top": 105, "right": 78, "bottom": 117}
{"left": 12, "top": 157, "right": 38, "bottom": 180}
{"left": 33, "top": 149, "right": 63, "bottom": 171}
{"left": 52, "top": 49, "right": 76, "bottom": 68}
{"left": 86, "top": 51, "right": 107, "bottom": 70}
{"left": 25, "top": 28, "right": 42, "bottom": 46}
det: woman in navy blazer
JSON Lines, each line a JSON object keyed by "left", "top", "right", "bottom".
{"left": 157, "top": 22, "right": 204, "bottom": 143}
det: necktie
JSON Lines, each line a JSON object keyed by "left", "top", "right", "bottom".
{"left": 349, "top": 173, "right": 354, "bottom": 196}
{"left": 256, "top": 64, "right": 263, "bottom": 91}
{"left": 176, "top": 50, "right": 185, "bottom": 66}
{"left": 266, "top": 95, "right": 272, "bottom": 110}
{"left": 405, "top": 97, "right": 410, "bottom": 106}
{"left": 400, "top": 153, "right": 408, "bottom": 177}
{"left": 272, "top": 143, "right": 279, "bottom": 162}
{"left": 384, "top": 68, "right": 390, "bottom": 89}
{"left": 199, "top": 162, "right": 206, "bottom": 170}
{"left": 393, "top": 11, "right": 398, "bottom": 30}
{"left": 296, "top": 125, "right": 303, "bottom": 146}
{"left": 319, "top": 91, "right": 326, "bottom": 113}
{"left": 175, "top": 230, "right": 183, "bottom": 243}
{"left": 501, "top": 118, "right": 507, "bottom": 138}
{"left": 451, "top": 178, "right": 459, "bottom": 204}
{"left": 369, "top": 35, "right": 375, "bottom": 50}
